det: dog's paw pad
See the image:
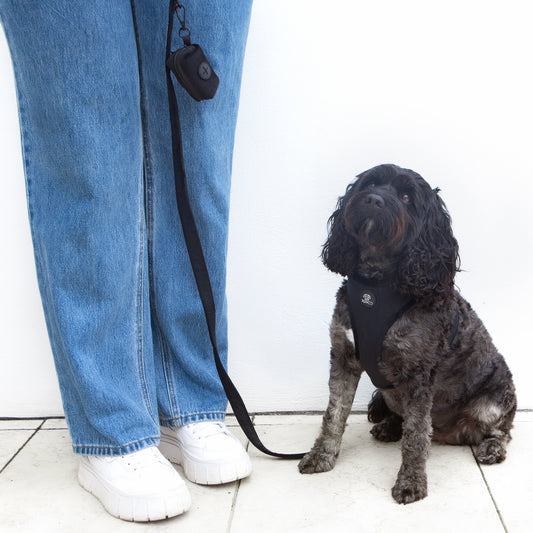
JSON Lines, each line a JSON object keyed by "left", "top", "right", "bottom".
{"left": 392, "top": 475, "right": 427, "bottom": 504}
{"left": 298, "top": 451, "right": 336, "bottom": 474}
{"left": 475, "top": 439, "right": 507, "bottom": 464}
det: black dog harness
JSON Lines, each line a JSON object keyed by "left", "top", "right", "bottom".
{"left": 346, "top": 277, "right": 460, "bottom": 389}
{"left": 346, "top": 276, "right": 414, "bottom": 389}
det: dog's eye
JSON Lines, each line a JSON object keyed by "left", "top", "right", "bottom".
{"left": 401, "top": 193, "right": 410, "bottom": 203}
{"left": 367, "top": 182, "right": 376, "bottom": 188}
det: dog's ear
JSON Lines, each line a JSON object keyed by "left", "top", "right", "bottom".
{"left": 321, "top": 183, "right": 359, "bottom": 276}
{"left": 397, "top": 188, "right": 459, "bottom": 299}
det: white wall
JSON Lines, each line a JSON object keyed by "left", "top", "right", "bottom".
{"left": 1, "top": 0, "right": 532, "bottom": 417}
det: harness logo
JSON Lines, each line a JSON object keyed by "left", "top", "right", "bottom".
{"left": 361, "top": 291, "right": 376, "bottom": 308}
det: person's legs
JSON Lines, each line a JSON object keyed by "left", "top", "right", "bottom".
{"left": 1, "top": 0, "right": 254, "bottom": 520}
{"left": 0, "top": 0, "right": 159, "bottom": 454}
{"left": 2, "top": 0, "right": 253, "bottom": 480}
{"left": 130, "top": 0, "right": 253, "bottom": 425}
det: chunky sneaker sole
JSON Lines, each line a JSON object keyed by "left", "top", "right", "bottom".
{"left": 159, "top": 424, "right": 252, "bottom": 485}
{"left": 78, "top": 450, "right": 191, "bottom": 522}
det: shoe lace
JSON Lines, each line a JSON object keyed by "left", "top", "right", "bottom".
{"left": 121, "top": 447, "right": 163, "bottom": 471}
{"left": 186, "top": 421, "right": 227, "bottom": 440}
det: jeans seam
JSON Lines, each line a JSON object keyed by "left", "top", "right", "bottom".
{"left": 129, "top": 0, "right": 158, "bottom": 425}
{"left": 130, "top": 0, "right": 181, "bottom": 423}
{"left": 136, "top": 200, "right": 157, "bottom": 424}
{"left": 160, "top": 333, "right": 180, "bottom": 420}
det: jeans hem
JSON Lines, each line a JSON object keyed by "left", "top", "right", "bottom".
{"left": 72, "top": 435, "right": 160, "bottom": 456}
{"left": 160, "top": 411, "right": 226, "bottom": 428}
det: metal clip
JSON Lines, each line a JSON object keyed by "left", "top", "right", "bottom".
{"left": 175, "top": 1, "right": 186, "bottom": 28}
{"left": 174, "top": 1, "right": 191, "bottom": 45}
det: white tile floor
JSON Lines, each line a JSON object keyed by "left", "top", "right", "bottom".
{"left": 0, "top": 413, "right": 531, "bottom": 533}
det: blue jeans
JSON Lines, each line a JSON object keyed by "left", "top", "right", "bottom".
{"left": 0, "top": 0, "right": 253, "bottom": 455}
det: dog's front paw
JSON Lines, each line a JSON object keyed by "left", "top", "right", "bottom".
{"left": 298, "top": 449, "right": 337, "bottom": 474}
{"left": 392, "top": 472, "right": 428, "bottom": 504}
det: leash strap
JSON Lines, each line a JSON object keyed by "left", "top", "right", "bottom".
{"left": 165, "top": 1, "right": 305, "bottom": 460}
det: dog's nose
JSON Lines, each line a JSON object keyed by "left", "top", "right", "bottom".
{"left": 365, "top": 193, "right": 384, "bottom": 209}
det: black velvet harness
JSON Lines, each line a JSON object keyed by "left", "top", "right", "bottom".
{"left": 346, "top": 276, "right": 460, "bottom": 389}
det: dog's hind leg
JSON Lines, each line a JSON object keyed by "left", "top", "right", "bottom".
{"left": 368, "top": 389, "right": 392, "bottom": 423}
{"left": 299, "top": 318, "right": 362, "bottom": 474}
{"left": 473, "top": 396, "right": 516, "bottom": 465}
{"left": 475, "top": 432, "right": 510, "bottom": 464}
{"left": 368, "top": 390, "right": 404, "bottom": 442}
{"left": 370, "top": 413, "right": 403, "bottom": 442}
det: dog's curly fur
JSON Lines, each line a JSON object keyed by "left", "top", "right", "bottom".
{"left": 298, "top": 164, "right": 516, "bottom": 504}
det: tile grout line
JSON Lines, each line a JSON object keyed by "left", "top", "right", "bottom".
{"left": 470, "top": 445, "right": 509, "bottom": 533}
{"left": 0, "top": 416, "right": 64, "bottom": 421}
{"left": 0, "top": 419, "right": 46, "bottom": 475}
{"left": 225, "top": 473, "right": 243, "bottom": 533}
{"left": 225, "top": 414, "right": 255, "bottom": 533}
{"left": 2, "top": 410, "right": 531, "bottom": 421}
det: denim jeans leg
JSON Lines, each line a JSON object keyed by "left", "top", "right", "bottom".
{"left": 130, "top": 0, "right": 254, "bottom": 425}
{"left": 0, "top": 1, "right": 160, "bottom": 454}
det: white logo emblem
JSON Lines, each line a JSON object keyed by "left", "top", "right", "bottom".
{"left": 361, "top": 292, "right": 375, "bottom": 308}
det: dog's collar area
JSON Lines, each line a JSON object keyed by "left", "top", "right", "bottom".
{"left": 349, "top": 273, "right": 395, "bottom": 288}
{"left": 346, "top": 277, "right": 414, "bottom": 389}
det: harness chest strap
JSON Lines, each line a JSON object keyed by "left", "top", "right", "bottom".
{"left": 346, "top": 277, "right": 461, "bottom": 389}
{"left": 346, "top": 277, "right": 414, "bottom": 389}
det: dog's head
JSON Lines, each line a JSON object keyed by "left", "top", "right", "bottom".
{"left": 322, "top": 164, "right": 459, "bottom": 299}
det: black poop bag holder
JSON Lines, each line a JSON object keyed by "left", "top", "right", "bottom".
{"left": 166, "top": 1, "right": 219, "bottom": 101}
{"left": 165, "top": 0, "right": 305, "bottom": 460}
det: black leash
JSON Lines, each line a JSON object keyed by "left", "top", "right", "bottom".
{"left": 165, "top": 0, "right": 305, "bottom": 460}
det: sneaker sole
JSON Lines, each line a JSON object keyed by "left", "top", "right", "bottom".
{"left": 78, "top": 459, "right": 191, "bottom": 522}
{"left": 159, "top": 432, "right": 252, "bottom": 485}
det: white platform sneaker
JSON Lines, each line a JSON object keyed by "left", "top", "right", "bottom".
{"left": 78, "top": 446, "right": 191, "bottom": 522}
{"left": 159, "top": 421, "right": 252, "bottom": 485}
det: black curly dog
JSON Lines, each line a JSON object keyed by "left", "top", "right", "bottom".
{"left": 299, "top": 164, "right": 516, "bottom": 504}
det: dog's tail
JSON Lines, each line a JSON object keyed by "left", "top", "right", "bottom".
{"left": 367, "top": 390, "right": 392, "bottom": 423}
